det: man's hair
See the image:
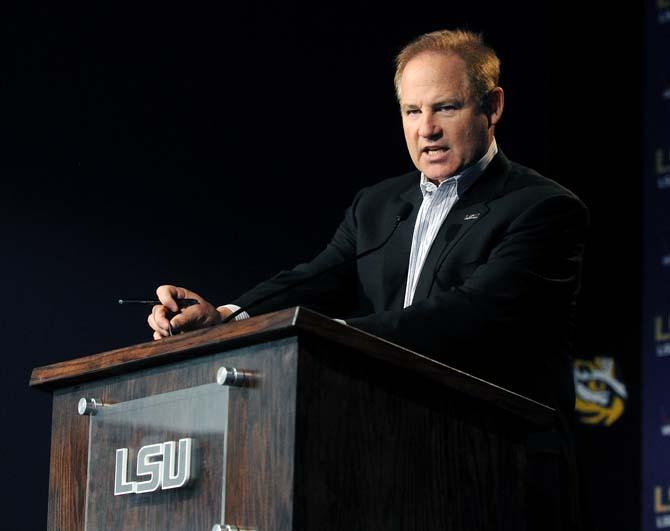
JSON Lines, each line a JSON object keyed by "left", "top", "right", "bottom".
{"left": 394, "top": 29, "right": 501, "bottom": 105}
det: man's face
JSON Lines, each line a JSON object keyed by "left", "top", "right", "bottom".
{"left": 399, "top": 52, "right": 493, "bottom": 182}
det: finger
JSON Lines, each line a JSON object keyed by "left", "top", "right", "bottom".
{"left": 150, "top": 305, "right": 168, "bottom": 330}
{"left": 147, "top": 312, "right": 167, "bottom": 334}
{"left": 156, "top": 285, "right": 180, "bottom": 312}
{"left": 151, "top": 304, "right": 172, "bottom": 331}
{"left": 147, "top": 312, "right": 157, "bottom": 331}
{"left": 148, "top": 313, "right": 170, "bottom": 337}
{"left": 174, "top": 286, "right": 191, "bottom": 301}
{"left": 153, "top": 331, "right": 161, "bottom": 341}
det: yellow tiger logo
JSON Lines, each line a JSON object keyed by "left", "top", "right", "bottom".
{"left": 574, "top": 357, "right": 627, "bottom": 426}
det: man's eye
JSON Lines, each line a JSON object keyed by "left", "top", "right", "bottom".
{"left": 438, "top": 105, "right": 456, "bottom": 112}
{"left": 405, "top": 109, "right": 420, "bottom": 115}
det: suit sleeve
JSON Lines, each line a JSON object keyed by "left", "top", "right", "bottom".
{"left": 346, "top": 193, "right": 589, "bottom": 362}
{"left": 229, "top": 188, "right": 366, "bottom": 317}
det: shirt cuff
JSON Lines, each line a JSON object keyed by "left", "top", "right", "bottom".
{"left": 218, "top": 304, "right": 250, "bottom": 322}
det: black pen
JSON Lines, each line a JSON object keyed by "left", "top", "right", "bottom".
{"left": 118, "top": 298, "right": 200, "bottom": 308}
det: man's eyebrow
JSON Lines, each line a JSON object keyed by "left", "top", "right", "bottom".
{"left": 400, "top": 99, "right": 464, "bottom": 111}
{"left": 433, "top": 98, "right": 463, "bottom": 107}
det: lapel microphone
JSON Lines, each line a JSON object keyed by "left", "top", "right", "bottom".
{"left": 221, "top": 202, "right": 413, "bottom": 324}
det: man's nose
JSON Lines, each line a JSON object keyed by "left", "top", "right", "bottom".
{"left": 418, "top": 113, "right": 441, "bottom": 139}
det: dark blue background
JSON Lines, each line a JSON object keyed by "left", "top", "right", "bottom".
{"left": 1, "top": 1, "right": 643, "bottom": 529}
{"left": 642, "top": 0, "right": 670, "bottom": 529}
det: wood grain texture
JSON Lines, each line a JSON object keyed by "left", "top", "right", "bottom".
{"left": 36, "top": 307, "right": 561, "bottom": 530}
{"left": 224, "top": 338, "right": 298, "bottom": 531}
{"left": 48, "top": 389, "right": 89, "bottom": 530}
{"left": 293, "top": 308, "right": 556, "bottom": 428}
{"left": 44, "top": 339, "right": 298, "bottom": 531}
{"left": 292, "top": 334, "right": 528, "bottom": 531}
{"left": 31, "top": 307, "right": 554, "bottom": 428}
{"left": 30, "top": 308, "right": 298, "bottom": 389}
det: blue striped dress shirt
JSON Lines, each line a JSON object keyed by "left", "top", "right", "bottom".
{"left": 403, "top": 139, "right": 498, "bottom": 307}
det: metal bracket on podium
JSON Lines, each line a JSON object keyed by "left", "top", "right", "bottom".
{"left": 77, "top": 397, "right": 103, "bottom": 416}
{"left": 216, "top": 367, "right": 253, "bottom": 387}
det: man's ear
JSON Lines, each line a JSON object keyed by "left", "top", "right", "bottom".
{"left": 482, "top": 87, "right": 504, "bottom": 127}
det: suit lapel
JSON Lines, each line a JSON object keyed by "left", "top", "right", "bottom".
{"left": 411, "top": 151, "right": 511, "bottom": 304}
{"left": 411, "top": 202, "right": 490, "bottom": 302}
{"left": 382, "top": 182, "right": 422, "bottom": 310}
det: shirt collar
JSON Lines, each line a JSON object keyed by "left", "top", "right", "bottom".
{"left": 419, "top": 138, "right": 498, "bottom": 197}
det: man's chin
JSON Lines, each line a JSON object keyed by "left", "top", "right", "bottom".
{"left": 421, "top": 164, "right": 458, "bottom": 182}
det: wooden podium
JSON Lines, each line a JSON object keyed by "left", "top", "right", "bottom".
{"left": 31, "top": 307, "right": 556, "bottom": 531}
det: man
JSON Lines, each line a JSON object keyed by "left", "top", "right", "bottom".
{"left": 149, "top": 29, "right": 587, "bottom": 420}
{"left": 150, "top": 29, "right": 587, "bottom": 529}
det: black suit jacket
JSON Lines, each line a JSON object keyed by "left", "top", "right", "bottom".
{"left": 232, "top": 151, "right": 588, "bottom": 418}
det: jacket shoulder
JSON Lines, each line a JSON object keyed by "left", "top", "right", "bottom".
{"left": 505, "top": 160, "right": 582, "bottom": 202}
{"left": 494, "top": 159, "right": 586, "bottom": 217}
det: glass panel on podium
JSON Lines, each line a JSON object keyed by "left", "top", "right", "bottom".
{"left": 84, "top": 383, "right": 229, "bottom": 531}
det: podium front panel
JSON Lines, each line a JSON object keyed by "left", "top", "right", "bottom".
{"left": 84, "top": 383, "right": 229, "bottom": 530}
{"left": 45, "top": 338, "right": 299, "bottom": 531}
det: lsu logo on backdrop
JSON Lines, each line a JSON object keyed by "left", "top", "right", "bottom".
{"left": 573, "top": 357, "right": 627, "bottom": 426}
{"left": 656, "top": 314, "right": 670, "bottom": 357}
{"left": 657, "top": 148, "right": 670, "bottom": 189}
{"left": 655, "top": 485, "right": 670, "bottom": 528}
{"left": 661, "top": 409, "right": 670, "bottom": 437}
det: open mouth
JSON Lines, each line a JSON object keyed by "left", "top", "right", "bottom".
{"left": 422, "top": 146, "right": 449, "bottom": 158}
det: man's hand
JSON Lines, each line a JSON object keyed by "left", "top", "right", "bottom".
{"left": 148, "top": 285, "right": 233, "bottom": 340}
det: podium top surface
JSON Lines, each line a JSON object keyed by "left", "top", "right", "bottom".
{"left": 30, "top": 306, "right": 555, "bottom": 427}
